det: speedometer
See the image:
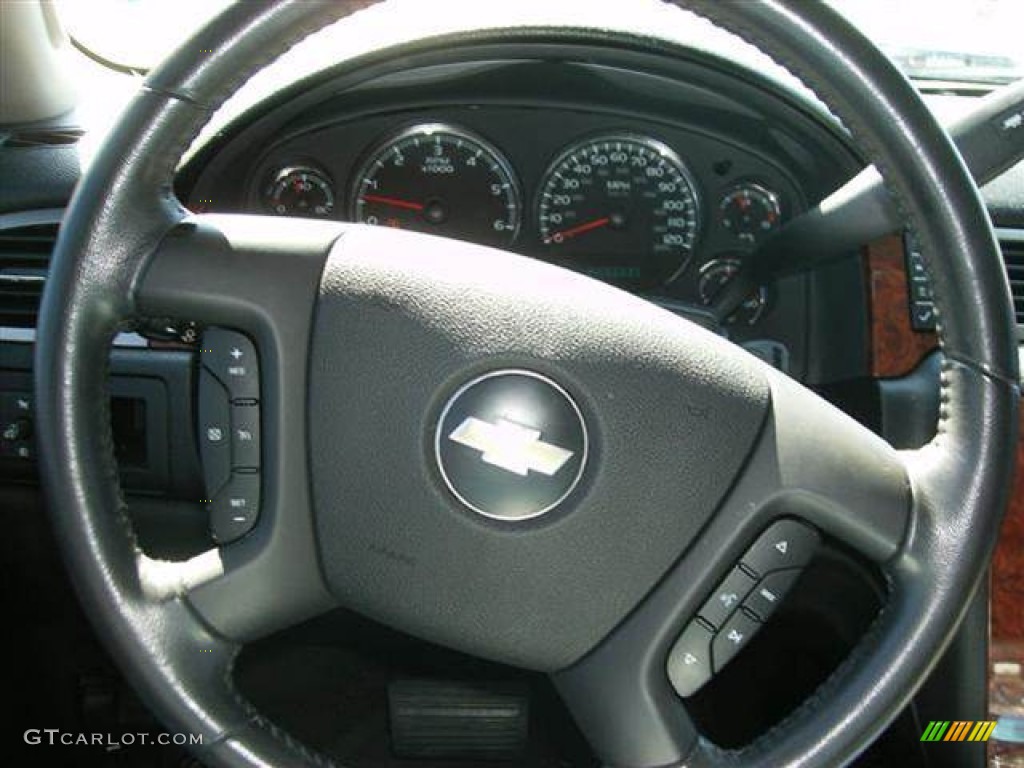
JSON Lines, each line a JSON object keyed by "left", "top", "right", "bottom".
{"left": 537, "top": 134, "right": 700, "bottom": 287}
{"left": 351, "top": 123, "right": 521, "bottom": 248}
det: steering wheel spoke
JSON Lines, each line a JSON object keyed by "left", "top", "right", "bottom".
{"left": 136, "top": 213, "right": 342, "bottom": 329}
{"left": 134, "top": 214, "right": 342, "bottom": 641}
{"left": 552, "top": 366, "right": 911, "bottom": 768}
{"left": 749, "top": 369, "right": 910, "bottom": 561}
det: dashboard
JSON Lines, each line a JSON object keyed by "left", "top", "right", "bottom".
{"left": 182, "top": 36, "right": 865, "bottom": 383}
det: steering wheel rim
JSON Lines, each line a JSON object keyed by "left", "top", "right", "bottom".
{"left": 35, "top": 2, "right": 1018, "bottom": 767}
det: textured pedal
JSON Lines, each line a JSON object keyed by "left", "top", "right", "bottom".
{"left": 388, "top": 679, "right": 528, "bottom": 760}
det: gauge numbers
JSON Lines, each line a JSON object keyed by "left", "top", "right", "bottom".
{"left": 264, "top": 166, "right": 335, "bottom": 218}
{"left": 537, "top": 134, "right": 700, "bottom": 286}
{"left": 351, "top": 123, "right": 521, "bottom": 248}
{"left": 720, "top": 183, "right": 782, "bottom": 244}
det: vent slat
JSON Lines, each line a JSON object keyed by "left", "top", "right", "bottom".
{"left": 1000, "top": 239, "right": 1024, "bottom": 324}
{"left": 3, "top": 129, "right": 84, "bottom": 149}
{"left": 0, "top": 222, "right": 58, "bottom": 327}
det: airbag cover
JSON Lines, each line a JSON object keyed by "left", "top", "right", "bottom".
{"left": 308, "top": 225, "right": 769, "bottom": 670}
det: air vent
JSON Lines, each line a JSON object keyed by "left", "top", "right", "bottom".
{"left": 0, "top": 221, "right": 58, "bottom": 327}
{"left": 1001, "top": 235, "right": 1024, "bottom": 325}
{"left": 3, "top": 128, "right": 84, "bottom": 148}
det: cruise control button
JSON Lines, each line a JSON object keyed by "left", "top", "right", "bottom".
{"left": 740, "top": 519, "right": 819, "bottom": 577}
{"left": 198, "top": 368, "right": 231, "bottom": 496}
{"left": 698, "top": 566, "right": 757, "bottom": 629}
{"left": 712, "top": 609, "right": 761, "bottom": 672}
{"left": 202, "top": 328, "right": 259, "bottom": 401}
{"left": 667, "top": 621, "right": 714, "bottom": 698}
{"left": 209, "top": 472, "right": 260, "bottom": 544}
{"left": 230, "top": 402, "right": 261, "bottom": 469}
{"left": 742, "top": 569, "right": 802, "bottom": 621}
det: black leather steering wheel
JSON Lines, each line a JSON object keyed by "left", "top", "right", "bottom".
{"left": 35, "top": 2, "right": 1019, "bottom": 766}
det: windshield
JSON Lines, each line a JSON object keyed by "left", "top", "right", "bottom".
{"left": 827, "top": 0, "right": 1023, "bottom": 85}
{"left": 59, "top": 0, "right": 1023, "bottom": 85}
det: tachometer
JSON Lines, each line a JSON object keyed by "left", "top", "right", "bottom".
{"left": 537, "top": 134, "right": 700, "bottom": 286}
{"left": 351, "top": 123, "right": 521, "bottom": 248}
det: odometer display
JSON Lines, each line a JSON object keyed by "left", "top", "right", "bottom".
{"left": 537, "top": 134, "right": 700, "bottom": 287}
{"left": 351, "top": 124, "right": 520, "bottom": 248}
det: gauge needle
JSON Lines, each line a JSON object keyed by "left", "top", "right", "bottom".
{"left": 362, "top": 194, "right": 425, "bottom": 212}
{"left": 548, "top": 216, "right": 611, "bottom": 242}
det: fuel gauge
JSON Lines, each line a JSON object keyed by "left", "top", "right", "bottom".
{"left": 720, "top": 183, "right": 781, "bottom": 244}
{"left": 264, "top": 165, "right": 336, "bottom": 218}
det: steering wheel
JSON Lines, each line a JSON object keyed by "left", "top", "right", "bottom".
{"left": 35, "top": 2, "right": 1019, "bottom": 766}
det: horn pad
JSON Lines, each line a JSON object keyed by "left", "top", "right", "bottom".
{"left": 307, "top": 225, "right": 769, "bottom": 671}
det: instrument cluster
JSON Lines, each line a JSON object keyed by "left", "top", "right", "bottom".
{"left": 252, "top": 118, "right": 793, "bottom": 325}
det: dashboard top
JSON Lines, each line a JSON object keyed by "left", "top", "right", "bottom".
{"left": 181, "top": 34, "right": 867, "bottom": 384}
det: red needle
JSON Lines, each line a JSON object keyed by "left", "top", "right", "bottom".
{"left": 362, "top": 194, "right": 425, "bottom": 212}
{"left": 548, "top": 216, "right": 612, "bottom": 242}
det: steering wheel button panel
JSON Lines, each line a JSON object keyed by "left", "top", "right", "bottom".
{"left": 210, "top": 472, "right": 261, "bottom": 544}
{"left": 697, "top": 566, "right": 757, "bottom": 629}
{"left": 201, "top": 328, "right": 260, "bottom": 401}
{"left": 669, "top": 562, "right": 807, "bottom": 698}
{"left": 230, "top": 402, "right": 261, "bottom": 469}
{"left": 712, "top": 608, "right": 762, "bottom": 672}
{"left": 198, "top": 327, "right": 263, "bottom": 540}
{"left": 198, "top": 368, "right": 231, "bottom": 497}
{"left": 743, "top": 568, "right": 803, "bottom": 622}
{"left": 666, "top": 620, "right": 715, "bottom": 698}
{"left": 740, "top": 519, "right": 820, "bottom": 577}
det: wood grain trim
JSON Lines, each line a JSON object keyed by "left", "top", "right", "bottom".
{"left": 864, "top": 237, "right": 1023, "bottom": 724}
{"left": 865, "top": 235, "right": 938, "bottom": 378}
{"left": 990, "top": 414, "right": 1023, "bottom": 762}
{"left": 992, "top": 407, "right": 1024, "bottom": 642}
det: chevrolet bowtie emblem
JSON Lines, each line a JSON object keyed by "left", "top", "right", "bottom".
{"left": 449, "top": 416, "right": 574, "bottom": 477}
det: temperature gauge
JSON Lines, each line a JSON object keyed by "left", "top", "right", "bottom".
{"left": 264, "top": 165, "right": 335, "bottom": 218}
{"left": 720, "top": 183, "right": 781, "bottom": 244}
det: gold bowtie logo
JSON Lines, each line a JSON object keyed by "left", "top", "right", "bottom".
{"left": 449, "top": 417, "right": 574, "bottom": 477}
